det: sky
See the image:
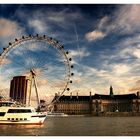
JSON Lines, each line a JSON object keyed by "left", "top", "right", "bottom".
{"left": 1, "top": 4, "right": 140, "bottom": 101}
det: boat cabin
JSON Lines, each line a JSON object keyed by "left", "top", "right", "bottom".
{"left": 0, "top": 101, "right": 14, "bottom": 107}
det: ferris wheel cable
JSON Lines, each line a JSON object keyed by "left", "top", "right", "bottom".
{"left": 22, "top": 50, "right": 37, "bottom": 69}
{"left": 0, "top": 68, "right": 16, "bottom": 80}
{"left": 39, "top": 67, "right": 66, "bottom": 75}
{"left": 32, "top": 49, "right": 67, "bottom": 70}
{"left": 3, "top": 51, "right": 30, "bottom": 71}
{"left": 35, "top": 59, "right": 64, "bottom": 67}
{"left": 9, "top": 41, "right": 40, "bottom": 70}
{"left": 29, "top": 55, "right": 35, "bottom": 69}
{"left": 37, "top": 63, "right": 68, "bottom": 75}
{"left": 40, "top": 70, "right": 67, "bottom": 77}
{"left": 44, "top": 43, "right": 68, "bottom": 62}
{"left": 10, "top": 60, "right": 28, "bottom": 71}
{"left": 21, "top": 44, "right": 40, "bottom": 68}
{"left": 33, "top": 55, "right": 44, "bottom": 69}
{"left": 33, "top": 54, "right": 51, "bottom": 69}
{"left": 33, "top": 72, "right": 66, "bottom": 81}
{"left": 35, "top": 63, "right": 66, "bottom": 72}
{"left": 36, "top": 76, "right": 67, "bottom": 86}
{"left": 35, "top": 73, "right": 66, "bottom": 80}
{"left": 33, "top": 79, "right": 67, "bottom": 100}
{"left": 28, "top": 51, "right": 65, "bottom": 70}
{"left": 29, "top": 43, "right": 44, "bottom": 68}
{"left": 45, "top": 76, "right": 68, "bottom": 85}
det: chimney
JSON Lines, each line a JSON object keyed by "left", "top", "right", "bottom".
{"left": 90, "top": 91, "right": 92, "bottom": 99}
{"left": 77, "top": 92, "right": 78, "bottom": 99}
{"left": 55, "top": 93, "right": 58, "bottom": 97}
{"left": 137, "top": 91, "right": 140, "bottom": 98}
{"left": 70, "top": 92, "right": 72, "bottom": 99}
{"left": 58, "top": 92, "right": 60, "bottom": 96}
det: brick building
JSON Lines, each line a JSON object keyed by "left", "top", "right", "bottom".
{"left": 52, "top": 86, "right": 140, "bottom": 115}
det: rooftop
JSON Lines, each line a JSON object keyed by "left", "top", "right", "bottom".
{"left": 52, "top": 93, "right": 139, "bottom": 102}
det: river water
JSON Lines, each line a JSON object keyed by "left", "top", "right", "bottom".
{"left": 0, "top": 116, "right": 140, "bottom": 136}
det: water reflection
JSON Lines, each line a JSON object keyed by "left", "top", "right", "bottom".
{"left": 0, "top": 124, "right": 44, "bottom": 136}
{"left": 0, "top": 116, "right": 140, "bottom": 136}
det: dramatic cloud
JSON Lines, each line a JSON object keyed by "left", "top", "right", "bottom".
{"left": 0, "top": 58, "right": 11, "bottom": 65}
{"left": 1, "top": 4, "right": 140, "bottom": 100}
{"left": 97, "top": 16, "right": 109, "bottom": 30}
{"left": 70, "top": 47, "right": 90, "bottom": 58}
{"left": 28, "top": 19, "right": 49, "bottom": 33}
{"left": 114, "top": 5, "right": 140, "bottom": 34}
{"left": 112, "top": 64, "right": 130, "bottom": 75}
{"left": 129, "top": 80, "right": 140, "bottom": 92}
{"left": 97, "top": 5, "right": 140, "bottom": 35}
{"left": 0, "top": 18, "right": 25, "bottom": 46}
{"left": 85, "top": 30, "right": 106, "bottom": 41}
{"left": 0, "top": 18, "right": 21, "bottom": 37}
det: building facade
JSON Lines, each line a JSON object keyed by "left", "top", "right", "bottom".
{"left": 52, "top": 87, "right": 140, "bottom": 115}
{"left": 10, "top": 76, "right": 31, "bottom": 105}
{"left": 53, "top": 93, "right": 92, "bottom": 115}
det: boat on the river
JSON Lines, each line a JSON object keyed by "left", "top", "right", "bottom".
{"left": 0, "top": 101, "right": 46, "bottom": 125}
{"left": 46, "top": 112, "right": 68, "bottom": 117}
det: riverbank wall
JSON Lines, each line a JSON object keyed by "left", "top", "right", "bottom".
{"left": 91, "top": 112, "right": 140, "bottom": 117}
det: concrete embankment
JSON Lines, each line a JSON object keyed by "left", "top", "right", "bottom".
{"left": 91, "top": 112, "right": 140, "bottom": 117}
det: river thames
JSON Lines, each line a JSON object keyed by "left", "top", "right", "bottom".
{"left": 0, "top": 116, "right": 140, "bottom": 136}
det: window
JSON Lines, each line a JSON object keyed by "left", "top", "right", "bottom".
{"left": 24, "top": 118, "right": 27, "bottom": 120}
{"left": 16, "top": 118, "right": 18, "bottom": 121}
{"left": 12, "top": 118, "right": 14, "bottom": 120}
{"left": 7, "top": 109, "right": 32, "bottom": 113}
{"left": 0, "top": 103, "right": 13, "bottom": 107}
{"left": 0, "top": 112, "right": 6, "bottom": 116}
{"left": 20, "top": 118, "right": 23, "bottom": 121}
{"left": 7, "top": 118, "right": 10, "bottom": 120}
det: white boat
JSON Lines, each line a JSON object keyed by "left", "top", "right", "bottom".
{"left": 46, "top": 112, "right": 68, "bottom": 117}
{"left": 0, "top": 101, "right": 46, "bottom": 125}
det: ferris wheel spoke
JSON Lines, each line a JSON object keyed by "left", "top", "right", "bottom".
{"left": 36, "top": 75, "right": 66, "bottom": 83}
{"left": 7, "top": 54, "right": 28, "bottom": 71}
{"left": 37, "top": 71, "right": 66, "bottom": 80}
{"left": 13, "top": 61, "right": 26, "bottom": 69}
{"left": 34, "top": 54, "right": 46, "bottom": 68}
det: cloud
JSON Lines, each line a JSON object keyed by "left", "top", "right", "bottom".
{"left": 109, "top": 35, "right": 140, "bottom": 61}
{"left": 0, "top": 58, "right": 11, "bottom": 65}
{"left": 71, "top": 58, "right": 140, "bottom": 95}
{"left": 112, "top": 64, "right": 130, "bottom": 75}
{"left": 85, "top": 5, "right": 140, "bottom": 42}
{"left": 97, "top": 16, "right": 109, "bottom": 30}
{"left": 129, "top": 80, "right": 140, "bottom": 92}
{"left": 13, "top": 6, "right": 85, "bottom": 44}
{"left": 85, "top": 30, "right": 106, "bottom": 41}
{"left": 114, "top": 5, "right": 140, "bottom": 34}
{"left": 0, "top": 18, "right": 21, "bottom": 37}
{"left": 15, "top": 6, "right": 83, "bottom": 34}
{"left": 69, "top": 47, "right": 90, "bottom": 65}
{"left": 132, "top": 48, "right": 140, "bottom": 59}
{"left": 0, "top": 76, "right": 10, "bottom": 90}
{"left": 70, "top": 47, "right": 90, "bottom": 58}
{"left": 99, "top": 5, "right": 140, "bottom": 35}
{"left": 43, "top": 8, "right": 83, "bottom": 27}
{"left": 28, "top": 19, "right": 49, "bottom": 33}
{"left": 0, "top": 18, "right": 25, "bottom": 45}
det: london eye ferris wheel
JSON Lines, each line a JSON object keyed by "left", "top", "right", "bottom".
{"left": 0, "top": 34, "right": 73, "bottom": 106}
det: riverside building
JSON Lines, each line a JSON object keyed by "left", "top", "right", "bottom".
{"left": 52, "top": 86, "right": 140, "bottom": 115}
